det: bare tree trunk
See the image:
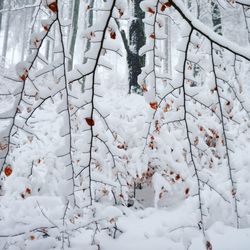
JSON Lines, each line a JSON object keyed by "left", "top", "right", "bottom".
{"left": 66, "top": 0, "right": 73, "bottom": 51}
{"left": 45, "top": 40, "right": 50, "bottom": 61}
{"left": 21, "top": 6, "right": 28, "bottom": 61}
{"left": 83, "top": 0, "right": 94, "bottom": 64}
{"left": 163, "top": 17, "right": 172, "bottom": 75}
{"left": 1, "top": 3, "right": 11, "bottom": 66}
{"left": 128, "top": 0, "right": 145, "bottom": 93}
{"left": 50, "top": 24, "right": 56, "bottom": 62}
{"left": 211, "top": 0, "right": 222, "bottom": 35}
{"left": 27, "top": 1, "right": 38, "bottom": 56}
{"left": 68, "top": 0, "right": 80, "bottom": 70}
{"left": 118, "top": 0, "right": 145, "bottom": 94}
{"left": 0, "top": 0, "right": 3, "bottom": 30}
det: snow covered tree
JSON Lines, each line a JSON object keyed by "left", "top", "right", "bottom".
{"left": 0, "top": 1, "right": 250, "bottom": 249}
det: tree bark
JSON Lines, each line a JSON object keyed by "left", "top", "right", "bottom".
{"left": 211, "top": 0, "right": 222, "bottom": 35}
{"left": 83, "top": 0, "right": 94, "bottom": 64}
{"left": 127, "top": 0, "right": 145, "bottom": 93}
{"left": 118, "top": 0, "right": 145, "bottom": 93}
{"left": 0, "top": 0, "right": 3, "bottom": 30}
{"left": 68, "top": 0, "right": 80, "bottom": 70}
{"left": 21, "top": 6, "right": 28, "bottom": 61}
{"left": 1, "top": 2, "right": 11, "bottom": 66}
{"left": 163, "top": 17, "right": 172, "bottom": 75}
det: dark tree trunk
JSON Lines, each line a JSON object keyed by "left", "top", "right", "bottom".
{"left": 127, "top": 0, "right": 145, "bottom": 93}
{"left": 211, "top": 0, "right": 222, "bottom": 35}
{"left": 117, "top": 0, "right": 145, "bottom": 94}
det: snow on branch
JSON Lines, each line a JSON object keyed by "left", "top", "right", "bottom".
{"left": 236, "top": 0, "right": 250, "bottom": 6}
{"left": 172, "top": 0, "right": 250, "bottom": 61}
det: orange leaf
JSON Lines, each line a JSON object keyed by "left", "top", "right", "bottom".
{"left": 149, "top": 101, "right": 158, "bottom": 110}
{"left": 141, "top": 83, "right": 148, "bottom": 92}
{"left": 4, "top": 165, "right": 12, "bottom": 177}
{"left": 43, "top": 25, "right": 49, "bottom": 32}
{"left": 30, "top": 235, "right": 36, "bottom": 240}
{"left": 149, "top": 33, "right": 156, "bottom": 39}
{"left": 0, "top": 143, "right": 8, "bottom": 151}
{"left": 85, "top": 117, "right": 95, "bottom": 126}
{"left": 199, "top": 126, "right": 204, "bottom": 132}
{"left": 147, "top": 7, "right": 155, "bottom": 14}
{"left": 165, "top": 2, "right": 172, "bottom": 7}
{"left": 48, "top": 2, "right": 58, "bottom": 13}
{"left": 110, "top": 31, "right": 116, "bottom": 40}
{"left": 25, "top": 188, "right": 31, "bottom": 194}
{"left": 175, "top": 174, "right": 180, "bottom": 181}
{"left": 163, "top": 103, "right": 171, "bottom": 112}
{"left": 20, "top": 75, "right": 26, "bottom": 81}
{"left": 161, "top": 2, "right": 172, "bottom": 11}
{"left": 20, "top": 69, "right": 28, "bottom": 81}
{"left": 155, "top": 120, "right": 160, "bottom": 132}
{"left": 161, "top": 5, "right": 166, "bottom": 12}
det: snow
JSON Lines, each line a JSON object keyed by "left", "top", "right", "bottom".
{"left": 173, "top": 0, "right": 250, "bottom": 60}
{"left": 1, "top": 0, "right": 250, "bottom": 249}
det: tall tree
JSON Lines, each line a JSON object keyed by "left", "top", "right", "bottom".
{"left": 119, "top": 0, "right": 145, "bottom": 93}
{"left": 21, "top": 4, "right": 28, "bottom": 61}
{"left": 0, "top": 0, "right": 3, "bottom": 30}
{"left": 83, "top": 0, "right": 94, "bottom": 64}
{"left": 68, "top": 0, "right": 80, "bottom": 70}
{"left": 1, "top": 1, "right": 11, "bottom": 66}
{"left": 162, "top": 17, "right": 172, "bottom": 75}
{"left": 211, "top": 0, "right": 222, "bottom": 35}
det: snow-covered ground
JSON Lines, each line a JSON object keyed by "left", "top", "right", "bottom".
{"left": 1, "top": 79, "right": 250, "bottom": 249}
{"left": 1, "top": 194, "right": 250, "bottom": 250}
